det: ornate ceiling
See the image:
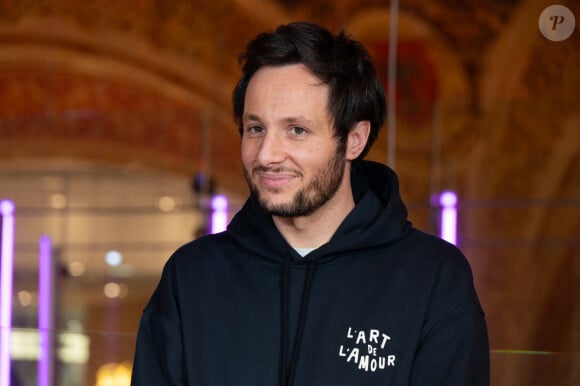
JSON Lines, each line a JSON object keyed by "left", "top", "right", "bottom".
{"left": 0, "top": 0, "right": 528, "bottom": 198}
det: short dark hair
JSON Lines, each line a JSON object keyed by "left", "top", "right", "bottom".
{"left": 232, "top": 22, "right": 386, "bottom": 162}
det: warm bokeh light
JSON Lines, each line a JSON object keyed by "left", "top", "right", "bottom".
{"left": 158, "top": 196, "right": 176, "bottom": 212}
{"left": 103, "top": 282, "right": 128, "bottom": 298}
{"left": 95, "top": 362, "right": 132, "bottom": 386}
{"left": 68, "top": 261, "right": 86, "bottom": 277}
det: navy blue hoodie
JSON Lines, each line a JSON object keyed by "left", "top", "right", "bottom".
{"left": 131, "top": 161, "right": 489, "bottom": 385}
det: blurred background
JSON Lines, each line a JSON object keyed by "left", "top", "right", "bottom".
{"left": 0, "top": 0, "right": 578, "bottom": 385}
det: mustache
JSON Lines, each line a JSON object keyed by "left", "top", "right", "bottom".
{"left": 252, "top": 165, "right": 303, "bottom": 177}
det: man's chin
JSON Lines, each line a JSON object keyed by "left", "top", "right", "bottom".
{"left": 259, "top": 198, "right": 290, "bottom": 213}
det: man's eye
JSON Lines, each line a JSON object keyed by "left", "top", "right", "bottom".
{"left": 246, "top": 125, "right": 264, "bottom": 134}
{"left": 289, "top": 126, "right": 307, "bottom": 135}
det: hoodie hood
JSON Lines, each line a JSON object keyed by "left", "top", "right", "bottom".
{"left": 227, "top": 160, "right": 412, "bottom": 263}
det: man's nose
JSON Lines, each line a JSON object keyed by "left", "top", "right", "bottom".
{"left": 256, "top": 132, "right": 286, "bottom": 165}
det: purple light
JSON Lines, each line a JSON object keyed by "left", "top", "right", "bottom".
{"left": 210, "top": 195, "right": 228, "bottom": 234}
{"left": 38, "top": 235, "right": 54, "bottom": 386}
{"left": 0, "top": 200, "right": 15, "bottom": 386}
{"left": 439, "top": 191, "right": 458, "bottom": 245}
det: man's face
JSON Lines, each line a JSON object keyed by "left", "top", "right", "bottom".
{"left": 241, "top": 64, "right": 347, "bottom": 217}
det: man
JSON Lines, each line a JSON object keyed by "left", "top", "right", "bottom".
{"left": 131, "top": 22, "right": 489, "bottom": 385}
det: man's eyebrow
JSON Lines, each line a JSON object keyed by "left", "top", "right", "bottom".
{"left": 242, "top": 114, "right": 312, "bottom": 124}
{"left": 282, "top": 116, "right": 311, "bottom": 124}
{"left": 242, "top": 113, "right": 261, "bottom": 122}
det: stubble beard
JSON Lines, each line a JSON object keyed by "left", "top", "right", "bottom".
{"left": 244, "top": 149, "right": 347, "bottom": 217}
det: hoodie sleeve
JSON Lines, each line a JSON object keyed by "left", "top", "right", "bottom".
{"left": 410, "top": 248, "right": 490, "bottom": 386}
{"left": 131, "top": 258, "right": 183, "bottom": 386}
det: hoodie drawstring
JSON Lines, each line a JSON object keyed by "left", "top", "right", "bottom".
{"left": 280, "top": 255, "right": 291, "bottom": 385}
{"left": 280, "top": 255, "right": 316, "bottom": 386}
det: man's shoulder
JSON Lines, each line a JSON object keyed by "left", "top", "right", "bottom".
{"left": 169, "top": 232, "right": 236, "bottom": 264}
{"left": 392, "top": 228, "right": 475, "bottom": 288}
{"left": 402, "top": 228, "right": 466, "bottom": 260}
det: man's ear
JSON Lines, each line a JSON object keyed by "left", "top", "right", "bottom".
{"left": 346, "top": 121, "right": 371, "bottom": 161}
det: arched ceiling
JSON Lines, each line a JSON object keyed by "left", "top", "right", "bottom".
{"left": 0, "top": 0, "right": 556, "bottom": 199}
